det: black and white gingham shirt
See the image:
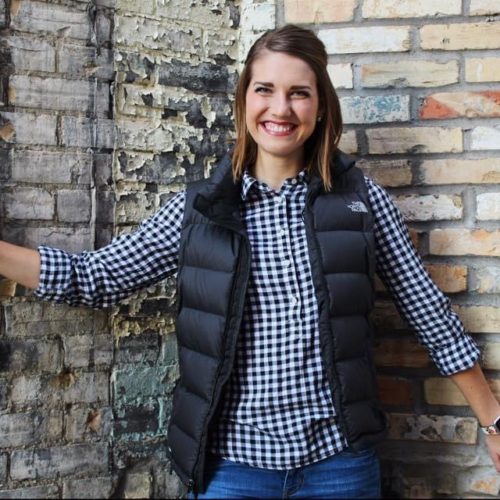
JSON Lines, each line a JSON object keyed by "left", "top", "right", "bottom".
{"left": 36, "top": 170, "right": 480, "bottom": 470}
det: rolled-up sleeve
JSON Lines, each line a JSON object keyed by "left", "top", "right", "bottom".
{"left": 35, "top": 191, "right": 186, "bottom": 308}
{"left": 367, "top": 178, "right": 480, "bottom": 375}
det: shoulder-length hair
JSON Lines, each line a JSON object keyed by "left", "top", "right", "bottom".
{"left": 232, "top": 24, "right": 343, "bottom": 191}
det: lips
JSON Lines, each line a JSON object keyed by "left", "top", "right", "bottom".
{"left": 261, "top": 121, "right": 297, "bottom": 136}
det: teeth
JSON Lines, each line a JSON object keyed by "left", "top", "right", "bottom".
{"left": 264, "top": 122, "right": 293, "bottom": 133}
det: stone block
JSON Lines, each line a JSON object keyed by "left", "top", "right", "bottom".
{"left": 0, "top": 111, "right": 57, "bottom": 145}
{"left": 430, "top": 229, "right": 500, "bottom": 257}
{"left": 358, "top": 159, "right": 412, "bottom": 187}
{"left": 375, "top": 339, "right": 431, "bottom": 368}
{"left": 420, "top": 23, "right": 500, "bottom": 50}
{"left": 363, "top": 0, "right": 461, "bottom": 18}
{"left": 65, "top": 405, "right": 113, "bottom": 441}
{"left": 466, "top": 57, "right": 500, "bottom": 82}
{"left": 420, "top": 91, "right": 500, "bottom": 119}
{"left": 471, "top": 126, "right": 500, "bottom": 150}
{"left": 0, "top": 411, "right": 62, "bottom": 447}
{"left": 470, "top": 0, "right": 500, "bottom": 15}
{"left": 4, "top": 187, "right": 54, "bottom": 220}
{"left": 327, "top": 63, "right": 353, "bottom": 89}
{"left": 9, "top": 75, "right": 109, "bottom": 114}
{"left": 0, "top": 338, "right": 61, "bottom": 372}
{"left": 340, "top": 95, "right": 410, "bottom": 124}
{"left": 0, "top": 485, "right": 59, "bottom": 499}
{"left": 60, "top": 117, "right": 115, "bottom": 149}
{"left": 476, "top": 193, "right": 500, "bottom": 220}
{"left": 361, "top": 60, "right": 458, "bottom": 87}
{"left": 8, "top": 36, "right": 56, "bottom": 72}
{"left": 419, "top": 158, "right": 500, "bottom": 184}
{"left": 10, "top": 443, "right": 108, "bottom": 480}
{"left": 455, "top": 305, "right": 500, "bottom": 333}
{"left": 318, "top": 26, "right": 411, "bottom": 54}
{"left": 58, "top": 45, "right": 114, "bottom": 80}
{"left": 394, "top": 194, "right": 462, "bottom": 221}
{"left": 426, "top": 264, "right": 468, "bottom": 293}
{"left": 473, "top": 267, "right": 500, "bottom": 294}
{"left": 378, "top": 375, "right": 414, "bottom": 406}
{"left": 367, "top": 127, "right": 463, "bottom": 154}
{"left": 62, "top": 477, "right": 113, "bottom": 499}
{"left": 56, "top": 189, "right": 91, "bottom": 223}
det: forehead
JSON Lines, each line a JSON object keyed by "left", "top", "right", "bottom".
{"left": 249, "top": 50, "right": 316, "bottom": 85}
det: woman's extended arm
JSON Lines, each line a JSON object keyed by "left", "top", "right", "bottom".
{"left": 0, "top": 240, "right": 41, "bottom": 289}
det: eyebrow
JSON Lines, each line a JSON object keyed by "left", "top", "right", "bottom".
{"left": 253, "top": 81, "right": 312, "bottom": 90}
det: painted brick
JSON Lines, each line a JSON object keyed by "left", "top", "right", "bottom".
{"left": 471, "top": 126, "right": 500, "bottom": 151}
{"left": 64, "top": 334, "right": 113, "bottom": 368}
{"left": 340, "top": 95, "right": 410, "bottom": 124}
{"left": 318, "top": 26, "right": 411, "bottom": 54}
{"left": 4, "top": 187, "right": 54, "bottom": 220}
{"left": 0, "top": 411, "right": 62, "bottom": 447}
{"left": 455, "top": 305, "right": 500, "bottom": 333}
{"left": 363, "top": 0, "right": 461, "bottom": 18}
{"left": 285, "top": 0, "right": 357, "bottom": 23}
{"left": 419, "top": 158, "right": 500, "bottom": 184}
{"left": 425, "top": 378, "right": 500, "bottom": 405}
{"left": 394, "top": 194, "right": 462, "bottom": 221}
{"left": 327, "top": 63, "right": 353, "bottom": 89}
{"left": 0, "top": 112, "right": 57, "bottom": 145}
{"left": 12, "top": 150, "right": 92, "bottom": 184}
{"left": 9, "top": 36, "right": 55, "bottom": 72}
{"left": 338, "top": 130, "right": 358, "bottom": 154}
{"left": 476, "top": 193, "right": 500, "bottom": 220}
{"left": 420, "top": 23, "right": 500, "bottom": 50}
{"left": 358, "top": 159, "right": 412, "bottom": 187}
{"left": 378, "top": 375, "right": 414, "bottom": 406}
{"left": 426, "top": 264, "right": 468, "bottom": 293}
{"left": 0, "top": 486, "right": 59, "bottom": 499}
{"left": 421, "top": 91, "right": 500, "bottom": 119}
{"left": 430, "top": 229, "right": 500, "bottom": 257}
{"left": 367, "top": 127, "right": 463, "bottom": 154}
{"left": 65, "top": 406, "right": 113, "bottom": 441}
{"left": 482, "top": 343, "right": 500, "bottom": 370}
{"left": 470, "top": 0, "right": 500, "bottom": 15}
{"left": 60, "top": 117, "right": 115, "bottom": 149}
{"left": 473, "top": 267, "right": 500, "bottom": 294}
{"left": 57, "top": 189, "right": 91, "bottom": 223}
{"left": 63, "top": 477, "right": 113, "bottom": 499}
{"left": 10, "top": 443, "right": 108, "bottom": 480}
{"left": 11, "top": 1, "right": 90, "bottom": 39}
{"left": 0, "top": 338, "right": 61, "bottom": 372}
{"left": 117, "top": 0, "right": 154, "bottom": 15}
{"left": 241, "top": 1, "right": 276, "bottom": 30}
{"left": 155, "top": 0, "right": 236, "bottom": 28}
{"left": 58, "top": 45, "right": 114, "bottom": 80}
{"left": 361, "top": 60, "right": 458, "bottom": 88}
{"left": 387, "top": 413, "right": 477, "bottom": 444}
{"left": 466, "top": 58, "right": 500, "bottom": 82}
{"left": 466, "top": 470, "right": 500, "bottom": 496}
{"left": 374, "top": 339, "right": 431, "bottom": 368}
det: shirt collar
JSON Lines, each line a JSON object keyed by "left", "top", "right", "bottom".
{"left": 241, "top": 169, "right": 308, "bottom": 200}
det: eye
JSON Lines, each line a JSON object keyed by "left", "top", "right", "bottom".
{"left": 291, "top": 90, "right": 310, "bottom": 98}
{"left": 255, "top": 86, "right": 272, "bottom": 94}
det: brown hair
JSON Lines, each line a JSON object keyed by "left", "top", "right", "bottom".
{"left": 232, "top": 24, "right": 343, "bottom": 191}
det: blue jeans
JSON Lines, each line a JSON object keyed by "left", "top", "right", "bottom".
{"left": 188, "top": 448, "right": 381, "bottom": 499}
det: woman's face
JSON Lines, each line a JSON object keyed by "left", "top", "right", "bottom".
{"left": 245, "top": 50, "right": 320, "bottom": 166}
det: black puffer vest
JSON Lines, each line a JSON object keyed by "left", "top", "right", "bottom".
{"left": 167, "top": 151, "right": 386, "bottom": 493}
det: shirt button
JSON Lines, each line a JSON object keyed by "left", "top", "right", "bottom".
{"left": 283, "top": 259, "right": 291, "bottom": 268}
{"left": 275, "top": 196, "right": 285, "bottom": 204}
{"left": 291, "top": 296, "right": 299, "bottom": 305}
{"left": 279, "top": 227, "right": 287, "bottom": 235}
{"left": 291, "top": 178, "right": 298, "bottom": 185}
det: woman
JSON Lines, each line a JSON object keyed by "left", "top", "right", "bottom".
{"left": 0, "top": 25, "right": 499, "bottom": 499}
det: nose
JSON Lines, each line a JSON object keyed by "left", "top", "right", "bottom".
{"left": 271, "top": 92, "right": 292, "bottom": 118}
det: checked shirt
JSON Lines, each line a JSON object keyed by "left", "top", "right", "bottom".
{"left": 36, "top": 169, "right": 480, "bottom": 470}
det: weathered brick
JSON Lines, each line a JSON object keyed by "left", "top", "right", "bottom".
{"left": 327, "top": 64, "right": 353, "bottom": 90}
{"left": 62, "top": 477, "right": 113, "bottom": 499}
{"left": 64, "top": 334, "right": 113, "bottom": 368}
{"left": 394, "top": 194, "right": 462, "bottom": 221}
{"left": 372, "top": 301, "right": 408, "bottom": 330}
{"left": 0, "top": 379, "right": 8, "bottom": 411}
{"left": 0, "top": 411, "right": 62, "bottom": 447}
{"left": 338, "top": 130, "right": 357, "bottom": 154}
{"left": 363, "top": 0, "right": 461, "bottom": 18}
{"left": 361, "top": 60, "right": 458, "bottom": 88}
{"left": 387, "top": 413, "right": 477, "bottom": 444}
{"left": 0, "top": 339, "right": 61, "bottom": 372}
{"left": 60, "top": 117, "right": 114, "bottom": 149}
{"left": 471, "top": 126, "right": 500, "bottom": 151}
{"left": 285, "top": 0, "right": 357, "bottom": 23}
{"left": 0, "top": 453, "right": 6, "bottom": 486}
{"left": 0, "top": 279, "right": 16, "bottom": 297}
{"left": 318, "top": 26, "right": 411, "bottom": 54}
{"left": 57, "top": 189, "right": 91, "bottom": 223}
{"left": 340, "top": 95, "right": 410, "bottom": 124}
{"left": 61, "top": 371, "right": 110, "bottom": 404}
{"left": 426, "top": 264, "right": 468, "bottom": 293}
{"left": 466, "top": 58, "right": 500, "bottom": 82}
{"left": 430, "top": 229, "right": 500, "bottom": 257}
{"left": 482, "top": 343, "right": 500, "bottom": 370}
{"left": 421, "top": 91, "right": 500, "bottom": 119}
{"left": 0, "top": 112, "right": 56, "bottom": 145}
{"left": 155, "top": 0, "right": 236, "bottom": 28}
{"left": 419, "top": 158, "right": 500, "bottom": 184}
{"left": 241, "top": 1, "right": 276, "bottom": 30}
{"left": 10, "top": 443, "right": 108, "bottom": 480}
{"left": 122, "top": 472, "right": 153, "bottom": 499}
{"left": 8, "top": 36, "right": 56, "bottom": 72}
{"left": 476, "top": 193, "right": 500, "bottom": 220}
{"left": 378, "top": 375, "right": 414, "bottom": 406}
{"left": 358, "top": 159, "right": 412, "bottom": 187}
{"left": 4, "top": 187, "right": 54, "bottom": 220}
{"left": 424, "top": 378, "right": 500, "bottom": 405}
{"left": 473, "top": 267, "right": 500, "bottom": 294}
{"left": 11, "top": 1, "right": 90, "bottom": 39}
{"left": 0, "top": 0, "right": 5, "bottom": 27}
{"left": 420, "top": 23, "right": 500, "bottom": 50}
{"left": 465, "top": 470, "right": 500, "bottom": 496}
{"left": 470, "top": 0, "right": 500, "bottom": 15}
{"left": 375, "top": 339, "right": 431, "bottom": 368}
{"left": 65, "top": 406, "right": 113, "bottom": 441}
{"left": 0, "top": 485, "right": 59, "bottom": 499}
{"left": 58, "top": 45, "right": 114, "bottom": 80}
{"left": 455, "top": 305, "right": 500, "bottom": 333}
{"left": 367, "top": 127, "right": 463, "bottom": 154}
{"left": 115, "top": 401, "right": 160, "bottom": 436}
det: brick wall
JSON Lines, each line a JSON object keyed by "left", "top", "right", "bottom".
{"left": 279, "top": 0, "right": 500, "bottom": 497}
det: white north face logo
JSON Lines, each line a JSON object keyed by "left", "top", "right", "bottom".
{"left": 347, "top": 201, "right": 368, "bottom": 213}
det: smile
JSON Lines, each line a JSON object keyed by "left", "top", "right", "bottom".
{"left": 261, "top": 121, "right": 297, "bottom": 136}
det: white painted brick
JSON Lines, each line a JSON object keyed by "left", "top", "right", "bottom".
{"left": 318, "top": 26, "right": 411, "bottom": 54}
{"left": 363, "top": 0, "right": 461, "bottom": 18}
{"left": 156, "top": 0, "right": 236, "bottom": 28}
{"left": 285, "top": 0, "right": 357, "bottom": 23}
{"left": 4, "top": 187, "right": 54, "bottom": 220}
{"left": 471, "top": 127, "right": 500, "bottom": 150}
{"left": 477, "top": 193, "right": 500, "bottom": 220}
{"left": 466, "top": 58, "right": 500, "bottom": 82}
{"left": 0, "top": 112, "right": 56, "bottom": 145}
{"left": 57, "top": 190, "right": 91, "bottom": 223}
{"left": 340, "top": 95, "right": 410, "bottom": 124}
{"left": 327, "top": 64, "right": 353, "bottom": 89}
{"left": 58, "top": 45, "right": 114, "bottom": 80}
{"left": 241, "top": 2, "right": 276, "bottom": 31}
{"left": 470, "top": 0, "right": 500, "bottom": 15}
{"left": 61, "top": 117, "right": 115, "bottom": 149}
{"left": 8, "top": 36, "right": 55, "bottom": 72}
{"left": 395, "top": 194, "right": 462, "bottom": 221}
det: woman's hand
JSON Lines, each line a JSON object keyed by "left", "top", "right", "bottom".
{"left": 486, "top": 435, "right": 500, "bottom": 472}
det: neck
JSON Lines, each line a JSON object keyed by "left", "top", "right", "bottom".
{"left": 253, "top": 150, "right": 304, "bottom": 190}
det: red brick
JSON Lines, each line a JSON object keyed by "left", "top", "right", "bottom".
{"left": 421, "top": 91, "right": 500, "bottom": 119}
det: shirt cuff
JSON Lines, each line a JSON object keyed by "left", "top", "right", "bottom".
{"left": 428, "top": 334, "right": 481, "bottom": 376}
{"left": 34, "top": 245, "right": 73, "bottom": 302}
